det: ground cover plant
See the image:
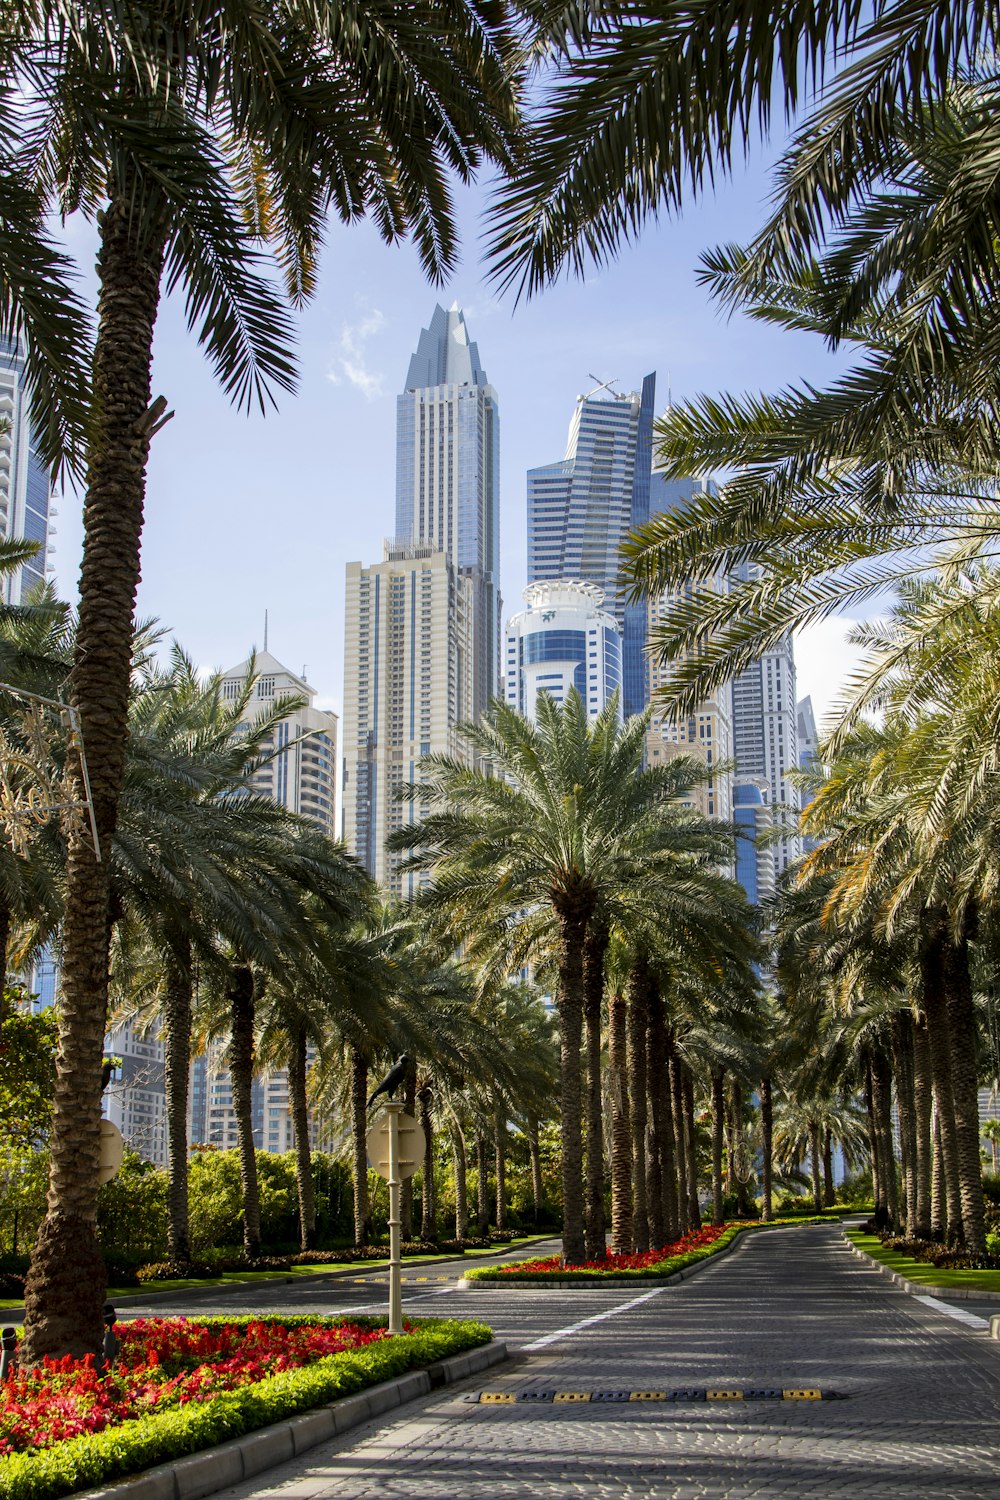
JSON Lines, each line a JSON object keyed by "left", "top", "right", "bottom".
{"left": 845, "top": 1227, "right": 1000, "bottom": 1291}
{"left": 0, "top": 1314, "right": 492, "bottom": 1500}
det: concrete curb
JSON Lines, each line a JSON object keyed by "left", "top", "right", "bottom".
{"left": 842, "top": 1226, "right": 1000, "bottom": 1305}
{"left": 91, "top": 1237, "right": 557, "bottom": 1310}
{"left": 74, "top": 1339, "right": 508, "bottom": 1500}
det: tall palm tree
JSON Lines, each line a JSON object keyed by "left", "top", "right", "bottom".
{"left": 10, "top": 0, "right": 525, "bottom": 1362}
{"left": 391, "top": 690, "right": 756, "bottom": 1262}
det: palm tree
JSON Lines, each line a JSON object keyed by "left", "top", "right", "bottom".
{"left": 620, "top": 78, "right": 1000, "bottom": 718}
{"left": 11, "top": 0, "right": 524, "bottom": 1362}
{"left": 391, "top": 690, "right": 752, "bottom": 1264}
{"left": 486, "top": 3, "right": 993, "bottom": 299}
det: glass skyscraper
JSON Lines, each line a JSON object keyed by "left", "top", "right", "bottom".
{"left": 527, "top": 374, "right": 655, "bottom": 717}
{"left": 0, "top": 336, "right": 54, "bottom": 601}
{"left": 395, "top": 303, "right": 500, "bottom": 712}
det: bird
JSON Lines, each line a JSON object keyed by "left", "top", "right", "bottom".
{"left": 100, "top": 1059, "right": 115, "bottom": 1093}
{"left": 367, "top": 1054, "right": 411, "bottom": 1110}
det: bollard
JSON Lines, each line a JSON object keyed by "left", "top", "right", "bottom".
{"left": 103, "top": 1303, "right": 119, "bottom": 1370}
{"left": 0, "top": 1326, "right": 17, "bottom": 1382}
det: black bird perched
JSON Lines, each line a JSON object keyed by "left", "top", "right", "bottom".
{"left": 100, "top": 1059, "right": 115, "bottom": 1093}
{"left": 367, "top": 1054, "right": 411, "bottom": 1110}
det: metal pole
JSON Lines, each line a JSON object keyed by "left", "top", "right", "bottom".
{"left": 386, "top": 1101, "right": 403, "bottom": 1334}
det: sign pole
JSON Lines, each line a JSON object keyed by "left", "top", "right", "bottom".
{"left": 386, "top": 1100, "right": 403, "bottom": 1334}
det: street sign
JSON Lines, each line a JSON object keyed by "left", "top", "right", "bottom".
{"left": 366, "top": 1110, "right": 424, "bottom": 1181}
{"left": 99, "top": 1119, "right": 124, "bottom": 1184}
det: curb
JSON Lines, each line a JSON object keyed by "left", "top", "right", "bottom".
{"left": 74, "top": 1339, "right": 508, "bottom": 1500}
{"left": 65, "top": 1238, "right": 558, "bottom": 1312}
{"left": 842, "top": 1227, "right": 1000, "bottom": 1305}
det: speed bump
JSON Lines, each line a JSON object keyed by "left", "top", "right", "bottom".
{"left": 474, "top": 1387, "right": 842, "bottom": 1405}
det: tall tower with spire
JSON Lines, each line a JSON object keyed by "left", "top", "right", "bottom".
{"left": 395, "top": 303, "right": 500, "bottom": 714}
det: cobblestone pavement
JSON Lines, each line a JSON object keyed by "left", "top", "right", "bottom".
{"left": 205, "top": 1224, "right": 1000, "bottom": 1500}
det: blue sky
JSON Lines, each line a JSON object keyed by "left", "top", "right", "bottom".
{"left": 51, "top": 151, "right": 864, "bottom": 727}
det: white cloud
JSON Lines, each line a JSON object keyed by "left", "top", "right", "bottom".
{"left": 327, "top": 308, "right": 386, "bottom": 400}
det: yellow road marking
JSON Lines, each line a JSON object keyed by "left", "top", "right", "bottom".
{"left": 783, "top": 1389, "right": 822, "bottom": 1400}
{"left": 553, "top": 1391, "right": 591, "bottom": 1403}
{"left": 480, "top": 1392, "right": 517, "bottom": 1404}
{"left": 706, "top": 1390, "right": 743, "bottom": 1401}
{"left": 629, "top": 1391, "right": 666, "bottom": 1401}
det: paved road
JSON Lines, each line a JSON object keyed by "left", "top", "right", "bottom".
{"left": 195, "top": 1223, "right": 1000, "bottom": 1500}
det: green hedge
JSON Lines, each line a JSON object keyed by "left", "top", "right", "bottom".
{"left": 464, "top": 1216, "right": 829, "bottom": 1283}
{"left": 0, "top": 1318, "right": 492, "bottom": 1500}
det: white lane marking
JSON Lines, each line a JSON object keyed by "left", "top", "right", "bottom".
{"left": 913, "top": 1294, "right": 989, "bottom": 1330}
{"left": 522, "top": 1286, "right": 667, "bottom": 1351}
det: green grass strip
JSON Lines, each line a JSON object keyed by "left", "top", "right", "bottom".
{"left": 844, "top": 1227, "right": 1000, "bottom": 1291}
{"left": 464, "top": 1216, "right": 832, "bottom": 1283}
{"left": 0, "top": 1318, "right": 492, "bottom": 1500}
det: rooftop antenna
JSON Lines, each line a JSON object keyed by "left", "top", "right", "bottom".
{"left": 666, "top": 371, "right": 673, "bottom": 413}
{"left": 263, "top": 609, "right": 268, "bottom": 652}
{"left": 582, "top": 373, "right": 620, "bottom": 402}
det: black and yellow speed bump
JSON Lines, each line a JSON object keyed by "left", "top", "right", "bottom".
{"left": 471, "top": 1387, "right": 843, "bottom": 1404}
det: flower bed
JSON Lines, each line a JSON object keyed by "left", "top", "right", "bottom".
{"left": 464, "top": 1216, "right": 829, "bottom": 1283}
{"left": 0, "top": 1315, "right": 492, "bottom": 1500}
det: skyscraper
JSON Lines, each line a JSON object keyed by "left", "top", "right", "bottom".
{"left": 342, "top": 543, "right": 474, "bottom": 897}
{"left": 505, "top": 580, "right": 622, "bottom": 723}
{"left": 0, "top": 337, "right": 55, "bottom": 602}
{"left": 527, "top": 374, "right": 655, "bottom": 716}
{"left": 395, "top": 303, "right": 500, "bottom": 712}
{"left": 730, "top": 566, "right": 801, "bottom": 873}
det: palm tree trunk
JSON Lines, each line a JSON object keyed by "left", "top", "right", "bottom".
{"left": 608, "top": 987, "right": 632, "bottom": 1254}
{"left": 451, "top": 1114, "right": 469, "bottom": 1241}
{"left": 669, "top": 1049, "right": 689, "bottom": 1234}
{"left": 627, "top": 956, "right": 650, "bottom": 1254}
{"left": 645, "top": 980, "right": 666, "bottom": 1248}
{"left": 892, "top": 1009, "right": 918, "bottom": 1235}
{"left": 657, "top": 1023, "right": 679, "bottom": 1244}
{"left": 555, "top": 906, "right": 590, "bottom": 1265}
{"left": 731, "top": 1078, "right": 751, "bottom": 1216}
{"left": 288, "top": 1022, "right": 315, "bottom": 1251}
{"left": 682, "top": 1066, "right": 701, "bottom": 1229}
{"left": 476, "top": 1132, "right": 490, "bottom": 1236}
{"left": 871, "top": 1041, "right": 899, "bottom": 1231}
{"left": 941, "top": 925, "right": 987, "bottom": 1253}
{"left": 823, "top": 1128, "right": 835, "bottom": 1207}
{"left": 401, "top": 1060, "right": 416, "bottom": 1239}
{"left": 228, "top": 966, "right": 261, "bottom": 1260}
{"left": 810, "top": 1121, "right": 822, "bottom": 1213}
{"left": 711, "top": 1067, "right": 725, "bottom": 1226}
{"left": 528, "top": 1117, "right": 544, "bottom": 1225}
{"left": 350, "top": 1046, "right": 369, "bottom": 1248}
{"left": 863, "top": 1056, "right": 884, "bottom": 1227}
{"left": 931, "top": 1105, "right": 945, "bottom": 1239}
{"left": 921, "top": 918, "right": 964, "bottom": 1243}
{"left": 22, "top": 190, "right": 166, "bottom": 1365}
{"left": 419, "top": 1084, "right": 435, "bottom": 1241}
{"left": 912, "top": 1012, "right": 933, "bottom": 1238}
{"left": 760, "top": 1076, "right": 774, "bottom": 1222}
{"left": 583, "top": 922, "right": 608, "bottom": 1260}
{"left": 164, "top": 938, "right": 193, "bottom": 1264}
{"left": 494, "top": 1105, "right": 508, "bottom": 1232}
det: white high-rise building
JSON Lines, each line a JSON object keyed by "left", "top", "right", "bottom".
{"left": 342, "top": 543, "right": 474, "bottom": 897}
{"left": 505, "top": 580, "right": 622, "bottom": 724}
{"left": 188, "top": 651, "right": 338, "bottom": 1156}
{"left": 219, "top": 650, "right": 338, "bottom": 837}
{"left": 0, "top": 337, "right": 55, "bottom": 602}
